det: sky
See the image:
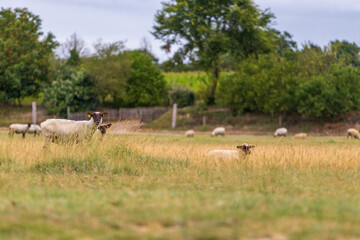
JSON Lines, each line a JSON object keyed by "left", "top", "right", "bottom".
{"left": 1, "top": 0, "right": 360, "bottom": 62}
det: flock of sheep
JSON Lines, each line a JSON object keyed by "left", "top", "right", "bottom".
{"left": 8, "top": 114, "right": 360, "bottom": 160}
{"left": 8, "top": 112, "right": 111, "bottom": 147}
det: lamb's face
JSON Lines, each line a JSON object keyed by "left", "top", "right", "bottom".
{"left": 97, "top": 124, "right": 112, "bottom": 134}
{"left": 86, "top": 112, "right": 108, "bottom": 125}
{"left": 237, "top": 143, "right": 255, "bottom": 155}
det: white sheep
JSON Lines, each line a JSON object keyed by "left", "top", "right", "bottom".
{"left": 211, "top": 127, "right": 225, "bottom": 137}
{"left": 27, "top": 124, "right": 42, "bottom": 136}
{"left": 347, "top": 128, "right": 360, "bottom": 139}
{"left": 185, "top": 129, "right": 195, "bottom": 137}
{"left": 94, "top": 124, "right": 112, "bottom": 140}
{"left": 274, "top": 127, "right": 287, "bottom": 137}
{"left": 40, "top": 112, "right": 108, "bottom": 147}
{"left": 294, "top": 133, "right": 307, "bottom": 139}
{"left": 205, "top": 143, "right": 255, "bottom": 160}
{"left": 9, "top": 123, "right": 31, "bottom": 138}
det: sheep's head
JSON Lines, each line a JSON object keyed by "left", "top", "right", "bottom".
{"left": 27, "top": 123, "right": 31, "bottom": 128}
{"left": 237, "top": 143, "right": 255, "bottom": 155}
{"left": 97, "top": 124, "right": 112, "bottom": 134}
{"left": 86, "top": 112, "right": 108, "bottom": 125}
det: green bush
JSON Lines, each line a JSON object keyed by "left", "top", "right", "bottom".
{"left": 169, "top": 88, "right": 195, "bottom": 108}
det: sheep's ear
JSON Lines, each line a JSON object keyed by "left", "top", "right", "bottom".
{"left": 102, "top": 112, "right": 108, "bottom": 117}
{"left": 106, "top": 124, "right": 112, "bottom": 129}
{"left": 236, "top": 146, "right": 241, "bottom": 149}
{"left": 86, "top": 112, "right": 92, "bottom": 118}
{"left": 251, "top": 145, "right": 255, "bottom": 148}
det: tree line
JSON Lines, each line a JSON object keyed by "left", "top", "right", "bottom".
{"left": 1, "top": 2, "right": 360, "bottom": 119}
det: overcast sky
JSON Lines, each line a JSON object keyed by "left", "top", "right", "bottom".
{"left": 1, "top": 0, "right": 360, "bottom": 62}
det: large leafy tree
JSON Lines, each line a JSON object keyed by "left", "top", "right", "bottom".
{"left": 0, "top": 8, "right": 57, "bottom": 105}
{"left": 125, "top": 50, "right": 167, "bottom": 107}
{"left": 152, "top": 0, "right": 275, "bottom": 104}
{"left": 43, "top": 65, "right": 98, "bottom": 117}
{"left": 83, "top": 41, "right": 131, "bottom": 105}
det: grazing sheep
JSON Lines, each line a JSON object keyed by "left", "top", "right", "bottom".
{"left": 9, "top": 123, "right": 31, "bottom": 138}
{"left": 274, "top": 127, "right": 287, "bottom": 137}
{"left": 27, "top": 124, "right": 42, "bottom": 136}
{"left": 185, "top": 129, "right": 195, "bottom": 137}
{"left": 206, "top": 143, "right": 255, "bottom": 160}
{"left": 347, "top": 128, "right": 360, "bottom": 139}
{"left": 40, "top": 112, "right": 108, "bottom": 147}
{"left": 294, "top": 133, "right": 307, "bottom": 139}
{"left": 94, "top": 124, "right": 112, "bottom": 140}
{"left": 211, "top": 127, "right": 225, "bottom": 137}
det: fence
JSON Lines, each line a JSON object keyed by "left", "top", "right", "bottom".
{"left": 68, "top": 107, "right": 170, "bottom": 122}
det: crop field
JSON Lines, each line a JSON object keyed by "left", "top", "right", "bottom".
{"left": 1, "top": 133, "right": 360, "bottom": 239}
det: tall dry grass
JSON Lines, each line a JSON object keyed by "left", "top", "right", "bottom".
{"left": 2, "top": 133, "right": 360, "bottom": 174}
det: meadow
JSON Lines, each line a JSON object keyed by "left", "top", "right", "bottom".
{"left": 1, "top": 133, "right": 360, "bottom": 239}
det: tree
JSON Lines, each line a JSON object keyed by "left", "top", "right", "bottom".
{"left": 43, "top": 65, "right": 98, "bottom": 117}
{"left": 331, "top": 40, "right": 360, "bottom": 67}
{"left": 60, "top": 33, "right": 88, "bottom": 59}
{"left": 125, "top": 50, "right": 167, "bottom": 107}
{"left": 152, "top": 0, "right": 275, "bottom": 104}
{"left": 83, "top": 40, "right": 131, "bottom": 105}
{"left": 0, "top": 8, "right": 58, "bottom": 105}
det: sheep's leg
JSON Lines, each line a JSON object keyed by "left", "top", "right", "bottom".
{"left": 22, "top": 132, "right": 26, "bottom": 138}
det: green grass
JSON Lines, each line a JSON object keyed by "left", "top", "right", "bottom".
{"left": 2, "top": 133, "right": 360, "bottom": 239}
{"left": 164, "top": 71, "right": 210, "bottom": 92}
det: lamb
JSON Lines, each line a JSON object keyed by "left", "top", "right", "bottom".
{"left": 274, "top": 127, "right": 287, "bottom": 137}
{"left": 185, "top": 129, "right": 195, "bottom": 137}
{"left": 40, "top": 112, "right": 108, "bottom": 147}
{"left": 9, "top": 123, "right": 31, "bottom": 138}
{"left": 27, "top": 124, "right": 42, "bottom": 136}
{"left": 211, "top": 127, "right": 225, "bottom": 137}
{"left": 94, "top": 124, "right": 112, "bottom": 140}
{"left": 294, "top": 133, "right": 307, "bottom": 139}
{"left": 205, "top": 143, "right": 255, "bottom": 160}
{"left": 347, "top": 128, "right": 360, "bottom": 139}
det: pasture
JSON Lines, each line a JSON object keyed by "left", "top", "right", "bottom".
{"left": 1, "top": 133, "right": 360, "bottom": 239}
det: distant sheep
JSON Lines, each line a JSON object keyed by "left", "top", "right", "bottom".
{"left": 211, "top": 127, "right": 225, "bottom": 137}
{"left": 185, "top": 129, "right": 195, "bottom": 137}
{"left": 294, "top": 133, "right": 307, "bottom": 139}
{"left": 94, "top": 124, "right": 112, "bottom": 140}
{"left": 40, "top": 112, "right": 108, "bottom": 147}
{"left": 9, "top": 123, "right": 31, "bottom": 138}
{"left": 27, "top": 124, "right": 42, "bottom": 136}
{"left": 205, "top": 143, "right": 255, "bottom": 160}
{"left": 347, "top": 128, "right": 360, "bottom": 139}
{"left": 274, "top": 127, "right": 287, "bottom": 137}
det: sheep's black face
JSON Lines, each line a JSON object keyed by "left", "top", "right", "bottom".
{"left": 97, "top": 124, "right": 112, "bottom": 134}
{"left": 237, "top": 144, "right": 255, "bottom": 155}
{"left": 86, "top": 112, "right": 108, "bottom": 125}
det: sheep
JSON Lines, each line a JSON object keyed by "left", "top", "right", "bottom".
{"left": 94, "top": 123, "right": 112, "bottom": 140}
{"left": 205, "top": 143, "right": 255, "bottom": 160}
{"left": 274, "top": 127, "right": 287, "bottom": 137}
{"left": 9, "top": 123, "right": 31, "bottom": 138}
{"left": 294, "top": 133, "right": 307, "bottom": 139}
{"left": 211, "top": 127, "right": 225, "bottom": 137}
{"left": 40, "top": 112, "right": 108, "bottom": 147}
{"left": 185, "top": 129, "right": 195, "bottom": 137}
{"left": 347, "top": 128, "right": 360, "bottom": 139}
{"left": 27, "top": 124, "right": 42, "bottom": 136}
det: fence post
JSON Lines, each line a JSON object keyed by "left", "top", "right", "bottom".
{"left": 67, "top": 106, "right": 70, "bottom": 119}
{"left": 172, "top": 104, "right": 177, "bottom": 129}
{"left": 32, "top": 102, "right": 37, "bottom": 124}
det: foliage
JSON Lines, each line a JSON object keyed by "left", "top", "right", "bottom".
{"left": 169, "top": 88, "right": 195, "bottom": 108}
{"left": 152, "top": 0, "right": 276, "bottom": 105}
{"left": 82, "top": 40, "right": 131, "bottom": 105}
{"left": 43, "top": 66, "right": 98, "bottom": 117}
{"left": 125, "top": 50, "right": 167, "bottom": 107}
{"left": 216, "top": 44, "right": 360, "bottom": 118}
{"left": 0, "top": 8, "right": 58, "bottom": 105}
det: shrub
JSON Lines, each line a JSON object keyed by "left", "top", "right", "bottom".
{"left": 169, "top": 88, "right": 195, "bottom": 108}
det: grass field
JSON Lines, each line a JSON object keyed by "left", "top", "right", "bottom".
{"left": 2, "top": 133, "right": 360, "bottom": 239}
